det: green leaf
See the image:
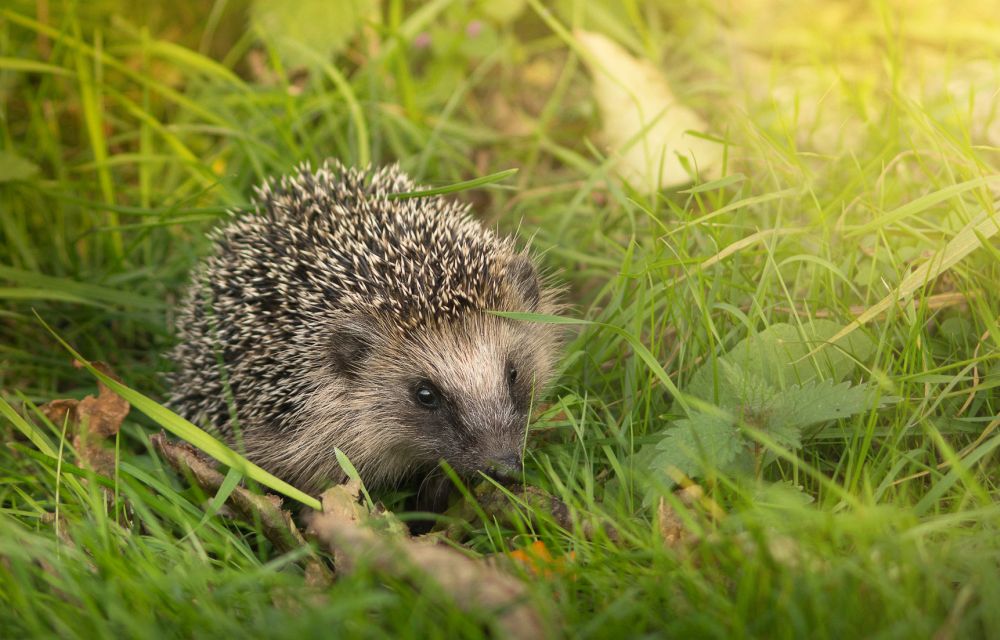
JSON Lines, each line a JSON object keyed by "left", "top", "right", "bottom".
{"left": 0, "top": 265, "right": 165, "bottom": 310}
{"left": 678, "top": 173, "right": 746, "bottom": 194}
{"left": 183, "top": 467, "right": 245, "bottom": 539}
{"left": 766, "top": 417, "right": 803, "bottom": 452}
{"left": 752, "top": 481, "right": 816, "bottom": 510}
{"left": 718, "top": 359, "right": 778, "bottom": 415}
{"left": 638, "top": 321, "right": 886, "bottom": 491}
{"left": 0, "top": 56, "right": 72, "bottom": 76}
{"left": 685, "top": 320, "right": 875, "bottom": 408}
{"left": 649, "top": 413, "right": 745, "bottom": 488}
{"left": 334, "top": 447, "right": 374, "bottom": 510}
{"left": 771, "top": 379, "right": 891, "bottom": 431}
{"left": 251, "top": 0, "right": 373, "bottom": 69}
{"left": 848, "top": 176, "right": 999, "bottom": 236}
{"left": 204, "top": 467, "right": 244, "bottom": 520}
{"left": 476, "top": 0, "right": 527, "bottom": 23}
{"left": 0, "top": 151, "right": 39, "bottom": 182}
{"left": 0, "top": 395, "right": 58, "bottom": 458}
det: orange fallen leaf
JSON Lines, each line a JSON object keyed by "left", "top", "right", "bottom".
{"left": 508, "top": 540, "right": 576, "bottom": 578}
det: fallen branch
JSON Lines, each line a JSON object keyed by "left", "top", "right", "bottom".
{"left": 308, "top": 485, "right": 548, "bottom": 639}
{"left": 150, "top": 433, "right": 333, "bottom": 584}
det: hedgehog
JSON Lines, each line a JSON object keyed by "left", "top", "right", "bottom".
{"left": 167, "top": 161, "right": 561, "bottom": 498}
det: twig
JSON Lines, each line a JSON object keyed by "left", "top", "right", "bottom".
{"left": 150, "top": 433, "right": 333, "bottom": 583}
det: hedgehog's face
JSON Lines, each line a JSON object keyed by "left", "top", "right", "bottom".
{"left": 382, "top": 313, "right": 558, "bottom": 481}
{"left": 348, "top": 311, "right": 560, "bottom": 487}
{"left": 324, "top": 255, "right": 560, "bottom": 489}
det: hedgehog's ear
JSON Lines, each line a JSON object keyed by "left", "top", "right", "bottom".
{"left": 506, "top": 253, "right": 542, "bottom": 310}
{"left": 329, "top": 317, "right": 376, "bottom": 377}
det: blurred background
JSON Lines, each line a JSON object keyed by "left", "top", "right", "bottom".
{"left": 3, "top": 0, "right": 998, "bottom": 393}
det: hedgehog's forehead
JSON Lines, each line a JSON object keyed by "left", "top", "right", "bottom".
{"left": 366, "top": 298, "right": 502, "bottom": 332}
{"left": 394, "top": 314, "right": 524, "bottom": 380}
{"left": 427, "top": 323, "right": 509, "bottom": 392}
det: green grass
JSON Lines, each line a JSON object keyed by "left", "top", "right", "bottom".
{"left": 2, "top": 0, "right": 1000, "bottom": 637}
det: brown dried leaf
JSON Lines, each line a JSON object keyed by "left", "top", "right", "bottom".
{"left": 39, "top": 361, "right": 130, "bottom": 475}
{"left": 73, "top": 361, "right": 129, "bottom": 438}
{"left": 40, "top": 399, "right": 78, "bottom": 428}
{"left": 309, "top": 487, "right": 548, "bottom": 639}
{"left": 657, "top": 485, "right": 704, "bottom": 549}
{"left": 657, "top": 484, "right": 729, "bottom": 552}
{"left": 318, "top": 480, "right": 367, "bottom": 525}
{"left": 40, "top": 511, "right": 75, "bottom": 549}
{"left": 576, "top": 29, "right": 722, "bottom": 192}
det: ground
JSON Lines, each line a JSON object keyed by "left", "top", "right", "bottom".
{"left": 1, "top": 0, "right": 999, "bottom": 637}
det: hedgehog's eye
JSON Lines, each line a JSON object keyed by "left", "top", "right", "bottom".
{"left": 507, "top": 365, "right": 518, "bottom": 386}
{"left": 414, "top": 381, "right": 441, "bottom": 410}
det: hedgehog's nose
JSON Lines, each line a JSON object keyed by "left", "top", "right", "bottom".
{"left": 485, "top": 454, "right": 523, "bottom": 480}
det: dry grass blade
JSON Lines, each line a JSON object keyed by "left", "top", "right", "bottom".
{"left": 774, "top": 292, "right": 974, "bottom": 320}
{"left": 819, "top": 203, "right": 1000, "bottom": 351}
{"left": 891, "top": 414, "right": 1000, "bottom": 487}
{"left": 957, "top": 326, "right": 991, "bottom": 417}
{"left": 700, "top": 228, "right": 805, "bottom": 271}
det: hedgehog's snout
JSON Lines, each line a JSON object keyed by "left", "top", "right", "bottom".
{"left": 482, "top": 452, "right": 523, "bottom": 481}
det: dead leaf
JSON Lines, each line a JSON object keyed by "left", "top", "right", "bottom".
{"left": 507, "top": 540, "right": 576, "bottom": 578}
{"left": 40, "top": 361, "right": 130, "bottom": 475}
{"left": 658, "top": 485, "right": 701, "bottom": 549}
{"left": 40, "top": 399, "right": 80, "bottom": 431}
{"left": 575, "top": 29, "right": 722, "bottom": 192}
{"left": 41, "top": 361, "right": 129, "bottom": 437}
{"left": 40, "top": 511, "right": 75, "bottom": 549}
{"left": 657, "top": 484, "right": 727, "bottom": 550}
{"left": 73, "top": 361, "right": 129, "bottom": 437}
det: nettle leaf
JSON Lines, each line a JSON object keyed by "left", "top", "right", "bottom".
{"left": 685, "top": 320, "right": 875, "bottom": 407}
{"left": 718, "top": 359, "right": 778, "bottom": 415}
{"left": 767, "top": 418, "right": 804, "bottom": 451}
{"left": 776, "top": 380, "right": 864, "bottom": 428}
{"left": 771, "top": 379, "right": 892, "bottom": 430}
{"left": 252, "top": 0, "right": 373, "bottom": 70}
{"left": 641, "top": 321, "right": 884, "bottom": 495}
{"left": 650, "top": 413, "right": 745, "bottom": 487}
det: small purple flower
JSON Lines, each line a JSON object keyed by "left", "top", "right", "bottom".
{"left": 413, "top": 32, "right": 431, "bottom": 49}
{"left": 466, "top": 20, "right": 483, "bottom": 38}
